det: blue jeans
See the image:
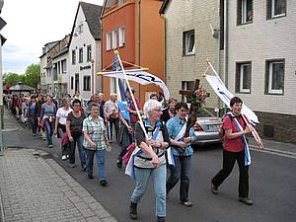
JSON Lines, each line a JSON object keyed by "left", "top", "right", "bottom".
{"left": 44, "top": 119, "right": 53, "bottom": 145}
{"left": 166, "top": 155, "right": 192, "bottom": 202}
{"left": 29, "top": 117, "right": 37, "bottom": 134}
{"left": 131, "top": 164, "right": 167, "bottom": 217}
{"left": 85, "top": 149, "right": 106, "bottom": 181}
{"left": 69, "top": 134, "right": 86, "bottom": 169}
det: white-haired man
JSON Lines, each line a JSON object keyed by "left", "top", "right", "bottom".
{"left": 104, "top": 93, "right": 119, "bottom": 143}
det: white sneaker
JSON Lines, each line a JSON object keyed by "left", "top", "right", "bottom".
{"left": 66, "top": 155, "right": 69, "bottom": 159}
{"left": 62, "top": 155, "right": 66, "bottom": 161}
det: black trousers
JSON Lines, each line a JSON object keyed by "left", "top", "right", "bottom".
{"left": 212, "top": 149, "right": 249, "bottom": 198}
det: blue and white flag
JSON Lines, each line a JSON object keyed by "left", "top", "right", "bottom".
{"left": 101, "top": 70, "right": 170, "bottom": 100}
{"left": 205, "top": 75, "right": 259, "bottom": 124}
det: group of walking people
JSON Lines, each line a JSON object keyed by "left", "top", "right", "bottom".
{"left": 124, "top": 95, "right": 253, "bottom": 222}
{"left": 7, "top": 90, "right": 253, "bottom": 222}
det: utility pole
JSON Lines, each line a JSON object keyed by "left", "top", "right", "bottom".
{"left": 0, "top": 0, "right": 7, "bottom": 155}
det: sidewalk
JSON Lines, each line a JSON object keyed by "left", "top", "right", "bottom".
{"left": 0, "top": 148, "right": 117, "bottom": 222}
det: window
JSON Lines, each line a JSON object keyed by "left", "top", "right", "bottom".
{"left": 267, "top": 0, "right": 286, "bottom": 19}
{"left": 106, "top": 32, "right": 111, "bottom": 50}
{"left": 119, "top": 27, "right": 125, "bottom": 47}
{"left": 181, "top": 81, "right": 195, "bottom": 102}
{"left": 79, "top": 48, "right": 83, "bottom": 63}
{"left": 72, "top": 50, "right": 76, "bottom": 65}
{"left": 237, "top": 0, "right": 253, "bottom": 25}
{"left": 87, "top": 45, "right": 92, "bottom": 61}
{"left": 112, "top": 29, "right": 118, "bottom": 49}
{"left": 183, "top": 30, "right": 195, "bottom": 56}
{"left": 71, "top": 76, "right": 74, "bottom": 90}
{"left": 236, "top": 62, "right": 251, "bottom": 93}
{"left": 57, "top": 62, "right": 61, "bottom": 74}
{"left": 265, "top": 60, "right": 284, "bottom": 95}
{"left": 77, "top": 23, "right": 83, "bottom": 34}
{"left": 61, "top": 59, "right": 67, "bottom": 73}
{"left": 83, "top": 76, "right": 91, "bottom": 91}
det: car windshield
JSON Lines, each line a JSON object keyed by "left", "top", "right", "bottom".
{"left": 196, "top": 108, "right": 215, "bottom": 117}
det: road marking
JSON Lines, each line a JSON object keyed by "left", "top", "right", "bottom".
{"left": 250, "top": 146, "right": 296, "bottom": 159}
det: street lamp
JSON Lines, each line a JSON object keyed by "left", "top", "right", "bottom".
{"left": 91, "top": 59, "right": 95, "bottom": 95}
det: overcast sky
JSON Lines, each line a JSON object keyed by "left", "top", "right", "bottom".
{"left": 1, "top": 0, "right": 104, "bottom": 74}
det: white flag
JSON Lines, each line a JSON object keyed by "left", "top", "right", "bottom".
{"left": 101, "top": 70, "right": 170, "bottom": 100}
{"left": 205, "top": 75, "right": 259, "bottom": 124}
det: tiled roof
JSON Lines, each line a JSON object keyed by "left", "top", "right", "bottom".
{"left": 80, "top": 2, "right": 103, "bottom": 40}
{"left": 159, "top": 0, "right": 171, "bottom": 14}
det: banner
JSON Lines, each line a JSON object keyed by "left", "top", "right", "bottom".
{"left": 101, "top": 70, "right": 170, "bottom": 100}
{"left": 205, "top": 75, "right": 259, "bottom": 124}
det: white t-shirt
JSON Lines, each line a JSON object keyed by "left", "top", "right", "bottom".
{"left": 56, "top": 107, "right": 73, "bottom": 125}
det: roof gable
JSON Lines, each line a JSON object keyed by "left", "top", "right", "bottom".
{"left": 159, "top": 0, "right": 171, "bottom": 14}
{"left": 80, "top": 2, "right": 103, "bottom": 40}
{"left": 68, "top": 1, "right": 103, "bottom": 47}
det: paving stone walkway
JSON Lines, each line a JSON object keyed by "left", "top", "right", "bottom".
{"left": 0, "top": 148, "right": 117, "bottom": 222}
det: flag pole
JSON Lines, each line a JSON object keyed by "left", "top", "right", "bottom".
{"left": 205, "top": 59, "right": 264, "bottom": 148}
{"left": 115, "top": 51, "right": 149, "bottom": 140}
{"left": 97, "top": 68, "right": 148, "bottom": 75}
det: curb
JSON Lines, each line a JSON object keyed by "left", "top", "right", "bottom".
{"left": 0, "top": 171, "right": 5, "bottom": 222}
{"left": 0, "top": 187, "right": 5, "bottom": 222}
{"left": 250, "top": 145, "right": 296, "bottom": 159}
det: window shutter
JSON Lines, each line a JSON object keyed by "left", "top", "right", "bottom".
{"left": 237, "top": 0, "right": 242, "bottom": 25}
{"left": 267, "top": 0, "right": 271, "bottom": 19}
{"left": 265, "top": 61, "right": 269, "bottom": 94}
{"left": 235, "top": 63, "right": 240, "bottom": 92}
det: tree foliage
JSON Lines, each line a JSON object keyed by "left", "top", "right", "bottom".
{"left": 3, "top": 64, "right": 40, "bottom": 89}
{"left": 24, "top": 64, "right": 40, "bottom": 88}
{"left": 3, "top": 72, "right": 24, "bottom": 86}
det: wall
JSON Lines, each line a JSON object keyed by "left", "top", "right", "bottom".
{"left": 164, "top": 0, "right": 222, "bottom": 109}
{"left": 227, "top": 0, "right": 296, "bottom": 142}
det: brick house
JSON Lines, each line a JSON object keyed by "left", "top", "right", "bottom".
{"left": 160, "top": 0, "right": 223, "bottom": 111}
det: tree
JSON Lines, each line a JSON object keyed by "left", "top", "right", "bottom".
{"left": 3, "top": 72, "right": 24, "bottom": 86}
{"left": 24, "top": 64, "right": 40, "bottom": 89}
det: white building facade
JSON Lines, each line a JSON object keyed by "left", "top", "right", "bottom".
{"left": 52, "top": 48, "right": 69, "bottom": 103}
{"left": 68, "top": 2, "right": 102, "bottom": 102}
{"left": 227, "top": 0, "right": 296, "bottom": 142}
{"left": 39, "top": 41, "right": 58, "bottom": 94}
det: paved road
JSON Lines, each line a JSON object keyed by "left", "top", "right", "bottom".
{"left": 2, "top": 109, "right": 296, "bottom": 222}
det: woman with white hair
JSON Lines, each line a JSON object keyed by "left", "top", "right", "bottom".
{"left": 54, "top": 97, "right": 73, "bottom": 160}
{"left": 129, "top": 99, "right": 170, "bottom": 222}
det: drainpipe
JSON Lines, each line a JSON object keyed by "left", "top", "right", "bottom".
{"left": 223, "top": 0, "right": 229, "bottom": 113}
{"left": 163, "top": 16, "right": 167, "bottom": 85}
{"left": 217, "top": 2, "right": 221, "bottom": 117}
{"left": 137, "top": 0, "right": 141, "bottom": 99}
{"left": 224, "top": 0, "right": 229, "bottom": 89}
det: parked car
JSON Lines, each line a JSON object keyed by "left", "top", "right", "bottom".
{"left": 192, "top": 108, "right": 222, "bottom": 146}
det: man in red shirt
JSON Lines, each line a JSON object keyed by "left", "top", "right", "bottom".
{"left": 211, "top": 97, "right": 253, "bottom": 205}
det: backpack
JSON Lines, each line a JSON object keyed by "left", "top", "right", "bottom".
{"left": 218, "top": 113, "right": 234, "bottom": 141}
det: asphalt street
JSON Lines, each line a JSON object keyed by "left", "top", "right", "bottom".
{"left": 2, "top": 109, "right": 296, "bottom": 222}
